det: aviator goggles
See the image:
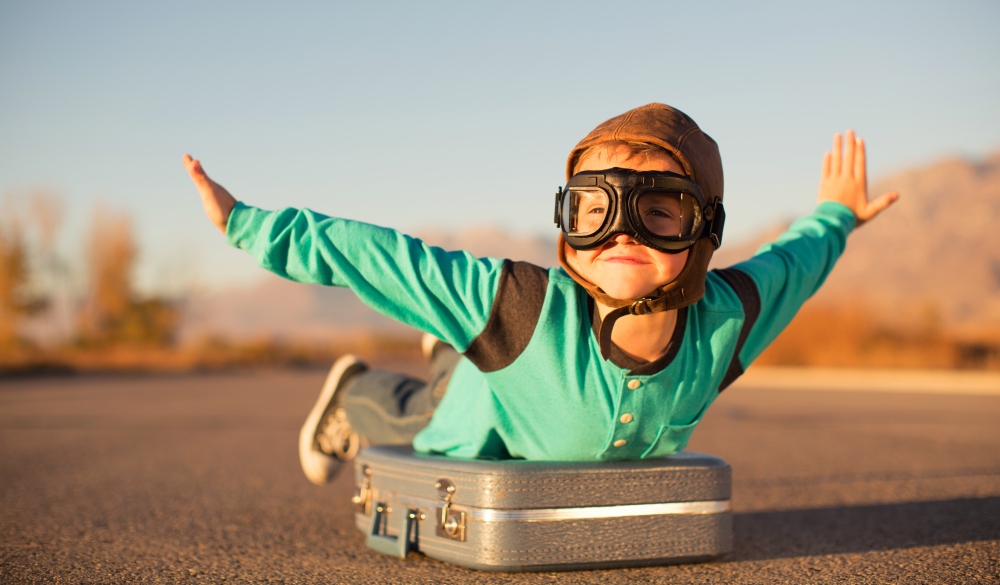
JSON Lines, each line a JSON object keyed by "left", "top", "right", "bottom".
{"left": 554, "top": 168, "right": 725, "bottom": 254}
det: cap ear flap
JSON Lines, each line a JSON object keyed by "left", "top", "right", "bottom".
{"left": 654, "top": 237, "right": 714, "bottom": 306}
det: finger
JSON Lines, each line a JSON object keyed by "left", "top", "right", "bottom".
{"left": 830, "top": 133, "right": 842, "bottom": 176}
{"left": 182, "top": 155, "right": 210, "bottom": 184}
{"left": 859, "top": 191, "right": 899, "bottom": 222}
{"left": 182, "top": 153, "right": 198, "bottom": 173}
{"left": 822, "top": 151, "right": 832, "bottom": 178}
{"left": 843, "top": 129, "right": 856, "bottom": 175}
{"left": 854, "top": 138, "right": 866, "bottom": 185}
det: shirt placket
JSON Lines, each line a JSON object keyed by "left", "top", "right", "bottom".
{"left": 598, "top": 373, "right": 645, "bottom": 459}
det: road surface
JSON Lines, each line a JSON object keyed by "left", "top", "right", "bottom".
{"left": 2, "top": 364, "right": 998, "bottom": 584}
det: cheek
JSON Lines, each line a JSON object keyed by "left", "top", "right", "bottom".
{"left": 654, "top": 249, "right": 690, "bottom": 280}
{"left": 565, "top": 248, "right": 599, "bottom": 276}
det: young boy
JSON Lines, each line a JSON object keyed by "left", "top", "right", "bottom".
{"left": 184, "top": 103, "right": 897, "bottom": 485}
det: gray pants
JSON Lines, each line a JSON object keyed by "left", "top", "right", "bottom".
{"left": 340, "top": 344, "right": 460, "bottom": 445}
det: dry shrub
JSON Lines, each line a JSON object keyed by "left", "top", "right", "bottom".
{"left": 0, "top": 331, "right": 422, "bottom": 375}
{"left": 755, "top": 300, "right": 998, "bottom": 369}
{"left": 186, "top": 332, "right": 421, "bottom": 369}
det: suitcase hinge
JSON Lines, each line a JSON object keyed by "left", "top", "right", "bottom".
{"left": 434, "top": 478, "right": 466, "bottom": 542}
{"left": 352, "top": 465, "right": 373, "bottom": 515}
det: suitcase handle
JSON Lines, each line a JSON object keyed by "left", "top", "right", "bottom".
{"left": 365, "top": 502, "right": 416, "bottom": 558}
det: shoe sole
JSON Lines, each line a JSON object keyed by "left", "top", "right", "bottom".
{"left": 298, "top": 354, "right": 367, "bottom": 485}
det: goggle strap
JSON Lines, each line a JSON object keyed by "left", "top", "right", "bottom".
{"left": 553, "top": 187, "right": 563, "bottom": 227}
{"left": 708, "top": 200, "right": 726, "bottom": 249}
{"left": 598, "top": 307, "right": 630, "bottom": 360}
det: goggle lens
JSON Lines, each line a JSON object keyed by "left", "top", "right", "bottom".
{"left": 561, "top": 189, "right": 609, "bottom": 236}
{"left": 636, "top": 191, "right": 701, "bottom": 239}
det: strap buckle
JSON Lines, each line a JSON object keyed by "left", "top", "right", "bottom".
{"left": 629, "top": 298, "right": 655, "bottom": 315}
{"left": 707, "top": 199, "right": 725, "bottom": 249}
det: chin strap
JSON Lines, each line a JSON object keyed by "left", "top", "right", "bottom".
{"left": 558, "top": 236, "right": 715, "bottom": 360}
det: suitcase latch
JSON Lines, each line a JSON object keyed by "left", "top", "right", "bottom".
{"left": 352, "top": 465, "right": 373, "bottom": 515}
{"left": 434, "top": 478, "right": 466, "bottom": 542}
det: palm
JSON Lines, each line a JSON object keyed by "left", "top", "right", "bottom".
{"left": 818, "top": 130, "right": 898, "bottom": 227}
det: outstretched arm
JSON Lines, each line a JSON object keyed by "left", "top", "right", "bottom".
{"left": 181, "top": 155, "right": 509, "bottom": 352}
{"left": 183, "top": 154, "right": 236, "bottom": 234}
{"left": 818, "top": 129, "right": 899, "bottom": 228}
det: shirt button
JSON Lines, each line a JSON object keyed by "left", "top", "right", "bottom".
{"left": 619, "top": 413, "right": 633, "bottom": 424}
{"left": 627, "top": 379, "right": 641, "bottom": 390}
{"left": 613, "top": 439, "right": 627, "bottom": 447}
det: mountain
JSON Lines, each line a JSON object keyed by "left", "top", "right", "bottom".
{"left": 712, "top": 151, "right": 1000, "bottom": 337}
{"left": 182, "top": 151, "right": 1000, "bottom": 342}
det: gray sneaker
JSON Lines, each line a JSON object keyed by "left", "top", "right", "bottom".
{"left": 298, "top": 354, "right": 368, "bottom": 485}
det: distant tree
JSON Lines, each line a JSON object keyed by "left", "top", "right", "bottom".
{"left": 0, "top": 200, "right": 48, "bottom": 346}
{"left": 28, "top": 191, "right": 73, "bottom": 341}
{"left": 79, "top": 206, "right": 179, "bottom": 346}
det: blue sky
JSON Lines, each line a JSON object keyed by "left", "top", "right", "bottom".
{"left": 1, "top": 0, "right": 998, "bottom": 293}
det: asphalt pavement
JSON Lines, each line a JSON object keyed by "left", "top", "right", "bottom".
{"left": 1, "top": 363, "right": 998, "bottom": 584}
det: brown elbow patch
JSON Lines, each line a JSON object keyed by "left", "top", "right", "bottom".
{"left": 464, "top": 261, "right": 549, "bottom": 373}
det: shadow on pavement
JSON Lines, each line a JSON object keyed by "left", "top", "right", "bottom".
{"left": 731, "top": 496, "right": 1000, "bottom": 561}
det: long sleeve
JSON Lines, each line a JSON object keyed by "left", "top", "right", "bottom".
{"left": 225, "top": 202, "right": 506, "bottom": 352}
{"left": 729, "top": 201, "right": 856, "bottom": 366}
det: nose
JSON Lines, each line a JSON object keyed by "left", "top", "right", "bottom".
{"left": 611, "top": 232, "right": 640, "bottom": 244}
{"left": 601, "top": 232, "right": 641, "bottom": 249}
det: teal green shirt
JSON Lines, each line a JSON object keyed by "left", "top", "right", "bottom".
{"left": 227, "top": 201, "right": 856, "bottom": 461}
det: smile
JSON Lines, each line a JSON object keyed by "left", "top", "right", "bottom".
{"left": 601, "top": 256, "right": 650, "bottom": 265}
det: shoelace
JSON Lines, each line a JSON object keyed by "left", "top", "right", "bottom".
{"left": 315, "top": 408, "right": 361, "bottom": 460}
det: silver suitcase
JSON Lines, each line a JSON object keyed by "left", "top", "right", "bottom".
{"left": 352, "top": 445, "right": 732, "bottom": 571}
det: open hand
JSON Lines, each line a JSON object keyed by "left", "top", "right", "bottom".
{"left": 183, "top": 154, "right": 237, "bottom": 235}
{"left": 818, "top": 130, "right": 899, "bottom": 228}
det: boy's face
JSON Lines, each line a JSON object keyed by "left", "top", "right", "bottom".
{"left": 565, "top": 147, "right": 690, "bottom": 301}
